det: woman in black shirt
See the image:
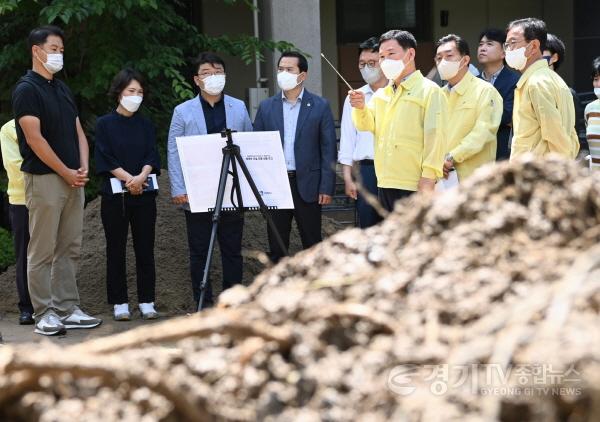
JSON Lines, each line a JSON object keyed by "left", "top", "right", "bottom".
{"left": 95, "top": 68, "right": 160, "bottom": 321}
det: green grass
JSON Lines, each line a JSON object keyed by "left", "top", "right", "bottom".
{"left": 0, "top": 227, "right": 15, "bottom": 270}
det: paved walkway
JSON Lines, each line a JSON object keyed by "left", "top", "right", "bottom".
{"left": 0, "top": 312, "right": 170, "bottom": 346}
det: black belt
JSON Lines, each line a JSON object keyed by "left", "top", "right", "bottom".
{"left": 359, "top": 159, "right": 374, "bottom": 165}
{"left": 287, "top": 171, "right": 296, "bottom": 178}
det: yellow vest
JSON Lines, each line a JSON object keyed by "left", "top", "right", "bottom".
{"left": 511, "top": 59, "right": 579, "bottom": 160}
{"left": 445, "top": 71, "right": 503, "bottom": 180}
{"left": 0, "top": 120, "right": 25, "bottom": 205}
{"left": 352, "top": 70, "right": 447, "bottom": 191}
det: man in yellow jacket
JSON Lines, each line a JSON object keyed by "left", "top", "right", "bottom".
{"left": 435, "top": 34, "right": 503, "bottom": 181}
{"left": 504, "top": 18, "right": 579, "bottom": 160}
{"left": 350, "top": 30, "right": 447, "bottom": 211}
{"left": 0, "top": 119, "right": 34, "bottom": 325}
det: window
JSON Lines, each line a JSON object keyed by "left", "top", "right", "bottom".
{"left": 385, "top": 0, "right": 416, "bottom": 29}
{"left": 337, "top": 0, "right": 432, "bottom": 44}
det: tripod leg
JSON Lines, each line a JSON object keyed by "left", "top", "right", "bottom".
{"left": 232, "top": 150, "right": 289, "bottom": 257}
{"left": 229, "top": 153, "right": 245, "bottom": 211}
{"left": 198, "top": 151, "right": 232, "bottom": 312}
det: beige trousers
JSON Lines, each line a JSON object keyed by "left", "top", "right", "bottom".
{"left": 24, "top": 173, "right": 83, "bottom": 319}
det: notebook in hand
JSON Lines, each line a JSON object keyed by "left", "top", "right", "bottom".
{"left": 110, "top": 174, "right": 159, "bottom": 194}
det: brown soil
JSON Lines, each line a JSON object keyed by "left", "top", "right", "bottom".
{"left": 0, "top": 175, "right": 344, "bottom": 315}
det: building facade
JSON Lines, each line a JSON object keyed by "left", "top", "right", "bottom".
{"left": 191, "top": 0, "right": 599, "bottom": 119}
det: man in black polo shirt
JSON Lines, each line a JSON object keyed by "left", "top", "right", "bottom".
{"left": 12, "top": 25, "right": 101, "bottom": 336}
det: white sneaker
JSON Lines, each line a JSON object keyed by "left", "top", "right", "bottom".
{"left": 139, "top": 302, "right": 159, "bottom": 320}
{"left": 34, "top": 313, "right": 66, "bottom": 336}
{"left": 61, "top": 308, "right": 102, "bottom": 329}
{"left": 113, "top": 303, "right": 131, "bottom": 321}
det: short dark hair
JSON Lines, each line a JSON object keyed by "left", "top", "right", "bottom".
{"left": 277, "top": 51, "right": 308, "bottom": 73}
{"left": 193, "top": 52, "right": 226, "bottom": 74}
{"left": 592, "top": 57, "right": 600, "bottom": 79}
{"left": 379, "top": 30, "right": 417, "bottom": 50}
{"left": 359, "top": 37, "right": 379, "bottom": 54}
{"left": 435, "top": 34, "right": 470, "bottom": 57}
{"left": 545, "top": 33, "right": 565, "bottom": 70}
{"left": 507, "top": 18, "right": 547, "bottom": 52}
{"left": 27, "top": 25, "right": 64, "bottom": 50}
{"left": 108, "top": 68, "right": 146, "bottom": 102}
{"left": 479, "top": 28, "right": 506, "bottom": 46}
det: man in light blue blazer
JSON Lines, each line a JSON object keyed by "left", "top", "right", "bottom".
{"left": 167, "top": 52, "right": 252, "bottom": 308}
{"left": 254, "top": 51, "right": 337, "bottom": 263}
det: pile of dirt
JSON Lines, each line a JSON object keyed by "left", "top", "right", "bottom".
{"left": 0, "top": 175, "right": 345, "bottom": 315}
{"left": 1, "top": 157, "right": 600, "bottom": 421}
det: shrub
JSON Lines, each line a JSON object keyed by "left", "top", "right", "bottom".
{"left": 0, "top": 227, "right": 15, "bottom": 270}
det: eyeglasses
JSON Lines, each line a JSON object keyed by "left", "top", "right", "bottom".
{"left": 358, "top": 60, "right": 378, "bottom": 69}
{"left": 197, "top": 70, "right": 225, "bottom": 79}
{"left": 503, "top": 39, "right": 526, "bottom": 51}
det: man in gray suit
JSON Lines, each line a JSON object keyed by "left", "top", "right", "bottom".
{"left": 168, "top": 52, "right": 252, "bottom": 308}
{"left": 253, "top": 51, "right": 337, "bottom": 263}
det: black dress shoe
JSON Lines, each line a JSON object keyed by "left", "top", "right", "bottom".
{"left": 19, "top": 312, "right": 34, "bottom": 325}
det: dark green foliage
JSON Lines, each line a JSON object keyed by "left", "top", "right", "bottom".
{"left": 0, "top": 227, "right": 15, "bottom": 269}
{"left": 0, "top": 0, "right": 294, "bottom": 201}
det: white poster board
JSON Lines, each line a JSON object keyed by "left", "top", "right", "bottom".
{"left": 176, "top": 131, "right": 294, "bottom": 213}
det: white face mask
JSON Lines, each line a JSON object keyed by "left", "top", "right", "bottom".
{"left": 595, "top": 87, "right": 600, "bottom": 100}
{"left": 380, "top": 58, "right": 406, "bottom": 81}
{"left": 37, "top": 52, "right": 63, "bottom": 74}
{"left": 360, "top": 66, "right": 382, "bottom": 85}
{"left": 437, "top": 58, "right": 462, "bottom": 81}
{"left": 505, "top": 45, "right": 529, "bottom": 71}
{"left": 120, "top": 95, "right": 143, "bottom": 113}
{"left": 277, "top": 71, "right": 301, "bottom": 91}
{"left": 201, "top": 74, "right": 226, "bottom": 96}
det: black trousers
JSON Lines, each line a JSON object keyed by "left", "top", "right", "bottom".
{"left": 101, "top": 194, "right": 157, "bottom": 304}
{"left": 9, "top": 204, "right": 33, "bottom": 314}
{"left": 184, "top": 210, "right": 244, "bottom": 304}
{"left": 268, "top": 174, "right": 322, "bottom": 263}
{"left": 378, "top": 187, "right": 415, "bottom": 212}
{"left": 355, "top": 161, "right": 382, "bottom": 228}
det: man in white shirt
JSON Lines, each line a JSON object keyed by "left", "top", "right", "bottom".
{"left": 339, "top": 37, "right": 388, "bottom": 228}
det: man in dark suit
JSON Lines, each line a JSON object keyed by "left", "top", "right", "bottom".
{"left": 477, "top": 28, "right": 520, "bottom": 160}
{"left": 253, "top": 51, "right": 337, "bottom": 263}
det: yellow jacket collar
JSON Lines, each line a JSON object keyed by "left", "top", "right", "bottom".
{"left": 400, "top": 70, "right": 423, "bottom": 90}
{"left": 516, "top": 59, "right": 548, "bottom": 89}
{"left": 451, "top": 70, "right": 474, "bottom": 96}
{"left": 385, "top": 70, "right": 423, "bottom": 96}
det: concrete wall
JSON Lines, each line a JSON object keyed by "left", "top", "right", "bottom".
{"left": 198, "top": 0, "right": 577, "bottom": 108}
{"left": 320, "top": 0, "right": 340, "bottom": 120}
{"left": 261, "top": 0, "right": 338, "bottom": 119}
{"left": 261, "top": 0, "right": 323, "bottom": 96}
{"left": 432, "top": 0, "right": 574, "bottom": 85}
